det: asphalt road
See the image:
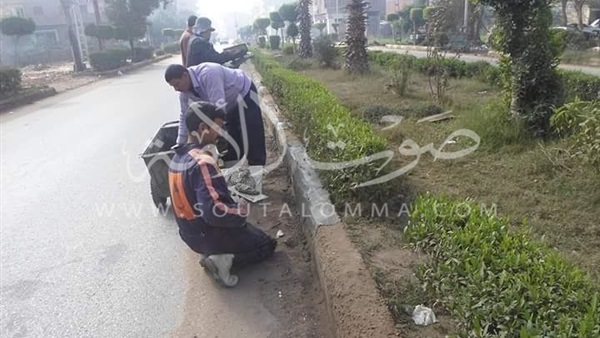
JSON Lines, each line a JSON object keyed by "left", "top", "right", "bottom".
{"left": 0, "top": 56, "right": 325, "bottom": 338}
{"left": 369, "top": 46, "right": 600, "bottom": 77}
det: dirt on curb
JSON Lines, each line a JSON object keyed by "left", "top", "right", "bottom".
{"left": 20, "top": 62, "right": 101, "bottom": 93}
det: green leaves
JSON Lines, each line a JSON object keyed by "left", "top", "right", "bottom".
{"left": 551, "top": 99, "right": 600, "bottom": 172}
{"left": 404, "top": 193, "right": 600, "bottom": 336}
{"left": 253, "top": 50, "right": 391, "bottom": 204}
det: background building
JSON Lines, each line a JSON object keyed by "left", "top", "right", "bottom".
{"left": 0, "top": 0, "right": 107, "bottom": 66}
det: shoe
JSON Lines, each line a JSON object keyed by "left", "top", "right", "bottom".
{"left": 200, "top": 254, "right": 239, "bottom": 288}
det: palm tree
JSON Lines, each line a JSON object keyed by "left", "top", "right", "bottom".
{"left": 297, "top": 0, "right": 313, "bottom": 58}
{"left": 344, "top": 0, "right": 369, "bottom": 74}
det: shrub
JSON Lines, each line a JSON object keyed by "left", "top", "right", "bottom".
{"left": 551, "top": 98, "right": 600, "bottom": 171}
{"left": 285, "top": 57, "right": 312, "bottom": 71}
{"left": 558, "top": 70, "right": 600, "bottom": 103}
{"left": 283, "top": 45, "right": 294, "bottom": 55}
{"left": 313, "top": 36, "right": 338, "bottom": 68}
{"left": 0, "top": 67, "right": 21, "bottom": 94}
{"left": 560, "top": 30, "right": 597, "bottom": 51}
{"left": 162, "top": 42, "right": 180, "bottom": 54}
{"left": 386, "top": 54, "right": 413, "bottom": 97}
{"left": 458, "top": 99, "right": 531, "bottom": 151}
{"left": 253, "top": 50, "right": 391, "bottom": 204}
{"left": 268, "top": 35, "right": 281, "bottom": 50}
{"left": 155, "top": 49, "right": 166, "bottom": 56}
{"left": 89, "top": 48, "right": 129, "bottom": 72}
{"left": 257, "top": 36, "right": 267, "bottom": 48}
{"left": 360, "top": 103, "right": 443, "bottom": 123}
{"left": 132, "top": 46, "right": 154, "bottom": 62}
{"left": 360, "top": 105, "right": 399, "bottom": 122}
{"left": 368, "top": 50, "right": 600, "bottom": 107}
{"left": 405, "top": 193, "right": 600, "bottom": 337}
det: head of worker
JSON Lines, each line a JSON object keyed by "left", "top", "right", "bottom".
{"left": 187, "top": 15, "right": 198, "bottom": 29}
{"left": 165, "top": 64, "right": 192, "bottom": 92}
{"left": 185, "top": 101, "right": 226, "bottom": 148}
{"left": 192, "top": 17, "right": 215, "bottom": 41}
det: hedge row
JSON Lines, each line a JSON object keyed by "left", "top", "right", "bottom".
{"left": 0, "top": 67, "right": 21, "bottom": 95}
{"left": 405, "top": 193, "right": 600, "bottom": 337}
{"left": 252, "top": 50, "right": 391, "bottom": 203}
{"left": 89, "top": 47, "right": 155, "bottom": 72}
{"left": 368, "top": 50, "right": 600, "bottom": 104}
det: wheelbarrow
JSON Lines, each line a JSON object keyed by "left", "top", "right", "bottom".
{"left": 140, "top": 120, "right": 179, "bottom": 209}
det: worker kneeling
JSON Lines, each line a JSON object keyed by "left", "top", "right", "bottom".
{"left": 168, "top": 101, "right": 277, "bottom": 288}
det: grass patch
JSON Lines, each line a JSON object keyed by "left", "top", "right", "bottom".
{"left": 257, "top": 49, "right": 600, "bottom": 335}
{"left": 405, "top": 193, "right": 600, "bottom": 336}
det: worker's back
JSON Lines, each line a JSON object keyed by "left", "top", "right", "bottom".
{"left": 186, "top": 36, "right": 231, "bottom": 67}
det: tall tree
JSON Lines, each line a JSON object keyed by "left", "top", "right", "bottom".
{"left": 560, "top": 0, "right": 569, "bottom": 25}
{"left": 298, "top": 0, "right": 313, "bottom": 57}
{"left": 279, "top": 3, "right": 298, "bottom": 44}
{"left": 269, "top": 12, "right": 285, "bottom": 45}
{"left": 477, "top": 0, "right": 561, "bottom": 136}
{"left": 105, "top": 0, "right": 170, "bottom": 59}
{"left": 0, "top": 16, "right": 35, "bottom": 67}
{"left": 344, "top": 0, "right": 369, "bottom": 74}
{"left": 253, "top": 18, "right": 271, "bottom": 36}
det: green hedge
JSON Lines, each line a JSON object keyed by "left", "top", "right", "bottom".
{"left": 253, "top": 50, "right": 391, "bottom": 203}
{"left": 0, "top": 67, "right": 21, "bottom": 95}
{"left": 89, "top": 48, "right": 129, "bottom": 72}
{"left": 368, "top": 50, "right": 600, "bottom": 107}
{"left": 132, "top": 46, "right": 154, "bottom": 63}
{"left": 404, "top": 193, "right": 600, "bottom": 337}
{"left": 558, "top": 70, "right": 600, "bottom": 102}
{"left": 162, "top": 42, "right": 180, "bottom": 54}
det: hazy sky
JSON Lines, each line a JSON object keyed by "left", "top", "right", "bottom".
{"left": 193, "top": 0, "right": 263, "bottom": 36}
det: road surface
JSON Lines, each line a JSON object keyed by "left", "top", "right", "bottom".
{"left": 0, "top": 56, "right": 328, "bottom": 338}
{"left": 369, "top": 46, "right": 600, "bottom": 77}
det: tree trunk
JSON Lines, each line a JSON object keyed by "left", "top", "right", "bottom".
{"left": 561, "top": 0, "right": 568, "bottom": 26}
{"left": 574, "top": 1, "right": 585, "bottom": 28}
{"left": 68, "top": 27, "right": 85, "bottom": 71}
{"left": 93, "top": 0, "right": 101, "bottom": 24}
{"left": 474, "top": 7, "right": 485, "bottom": 43}
{"left": 14, "top": 36, "right": 20, "bottom": 67}
{"left": 129, "top": 37, "right": 135, "bottom": 62}
{"left": 92, "top": 0, "right": 103, "bottom": 50}
{"left": 298, "top": 0, "right": 313, "bottom": 58}
{"left": 61, "top": 0, "right": 85, "bottom": 71}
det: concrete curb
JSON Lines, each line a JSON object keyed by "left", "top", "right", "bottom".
{"left": 0, "top": 86, "right": 57, "bottom": 112}
{"left": 69, "top": 54, "right": 173, "bottom": 78}
{"left": 245, "top": 62, "right": 398, "bottom": 338}
{"left": 93, "top": 54, "right": 173, "bottom": 78}
{"left": 383, "top": 43, "right": 431, "bottom": 52}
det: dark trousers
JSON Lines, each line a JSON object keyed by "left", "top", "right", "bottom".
{"left": 179, "top": 222, "right": 277, "bottom": 270}
{"left": 222, "top": 83, "right": 267, "bottom": 166}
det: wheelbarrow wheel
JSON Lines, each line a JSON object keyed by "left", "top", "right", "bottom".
{"left": 151, "top": 178, "right": 167, "bottom": 209}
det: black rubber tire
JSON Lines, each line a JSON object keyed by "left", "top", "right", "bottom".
{"left": 150, "top": 178, "right": 167, "bottom": 209}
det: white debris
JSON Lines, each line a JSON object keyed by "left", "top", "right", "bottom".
{"left": 412, "top": 305, "right": 438, "bottom": 326}
{"left": 276, "top": 230, "right": 285, "bottom": 238}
